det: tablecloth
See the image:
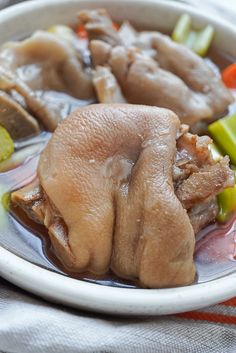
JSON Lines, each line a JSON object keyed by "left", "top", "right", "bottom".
{"left": 1, "top": 1, "right": 236, "bottom": 352}
{"left": 1, "top": 276, "right": 236, "bottom": 353}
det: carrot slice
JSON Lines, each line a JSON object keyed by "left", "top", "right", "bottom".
{"left": 112, "top": 22, "right": 119, "bottom": 31}
{"left": 222, "top": 63, "right": 236, "bottom": 88}
{"left": 76, "top": 24, "right": 88, "bottom": 39}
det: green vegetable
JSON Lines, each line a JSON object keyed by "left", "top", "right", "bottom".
{"left": 0, "top": 126, "right": 14, "bottom": 163}
{"left": 217, "top": 170, "right": 236, "bottom": 222}
{"left": 208, "top": 117, "right": 236, "bottom": 222}
{"left": 0, "top": 184, "right": 9, "bottom": 227}
{"left": 172, "top": 14, "right": 215, "bottom": 57}
{"left": 172, "top": 14, "right": 191, "bottom": 43}
{"left": 185, "top": 31, "right": 197, "bottom": 49}
{"left": 0, "top": 143, "right": 44, "bottom": 173}
{"left": 193, "top": 25, "right": 214, "bottom": 57}
{"left": 1, "top": 192, "right": 10, "bottom": 211}
{"left": 208, "top": 113, "right": 236, "bottom": 165}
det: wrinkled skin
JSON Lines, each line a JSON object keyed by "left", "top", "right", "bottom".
{"left": 38, "top": 104, "right": 196, "bottom": 288}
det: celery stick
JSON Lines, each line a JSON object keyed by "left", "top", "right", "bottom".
{"left": 172, "top": 14, "right": 191, "bottom": 43}
{"left": 217, "top": 172, "right": 236, "bottom": 222}
{"left": 0, "top": 126, "right": 14, "bottom": 162}
{"left": 185, "top": 30, "right": 197, "bottom": 49}
{"left": 0, "top": 184, "right": 9, "bottom": 227}
{"left": 208, "top": 114, "right": 236, "bottom": 165}
{"left": 1, "top": 192, "right": 10, "bottom": 211}
{"left": 172, "top": 14, "right": 214, "bottom": 56}
{"left": 193, "top": 25, "right": 215, "bottom": 57}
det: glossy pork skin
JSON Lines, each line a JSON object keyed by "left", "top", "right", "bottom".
{"left": 38, "top": 104, "right": 196, "bottom": 288}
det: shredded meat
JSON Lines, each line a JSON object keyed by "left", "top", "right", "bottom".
{"left": 188, "top": 199, "right": 219, "bottom": 234}
{"left": 173, "top": 131, "right": 234, "bottom": 229}
{"left": 176, "top": 157, "right": 233, "bottom": 210}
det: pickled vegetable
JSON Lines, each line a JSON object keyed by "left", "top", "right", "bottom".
{"left": 0, "top": 126, "right": 14, "bottom": 163}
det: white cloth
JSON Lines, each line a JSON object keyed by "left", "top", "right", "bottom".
{"left": 1, "top": 1, "right": 236, "bottom": 353}
{"left": 1, "top": 278, "right": 236, "bottom": 353}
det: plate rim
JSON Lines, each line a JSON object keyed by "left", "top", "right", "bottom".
{"left": 1, "top": 246, "right": 236, "bottom": 315}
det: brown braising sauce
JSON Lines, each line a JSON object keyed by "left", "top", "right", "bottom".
{"left": 3, "top": 46, "right": 236, "bottom": 288}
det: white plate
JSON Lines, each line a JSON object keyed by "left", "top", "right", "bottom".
{"left": 1, "top": 245, "right": 236, "bottom": 315}
{"left": 1, "top": 0, "right": 236, "bottom": 315}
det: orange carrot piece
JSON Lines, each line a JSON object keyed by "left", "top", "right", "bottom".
{"left": 112, "top": 22, "right": 119, "bottom": 31}
{"left": 222, "top": 63, "right": 236, "bottom": 88}
{"left": 76, "top": 24, "right": 88, "bottom": 39}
